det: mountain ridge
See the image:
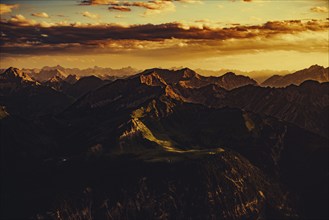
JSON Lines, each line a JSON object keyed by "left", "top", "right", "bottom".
{"left": 1, "top": 64, "right": 328, "bottom": 220}
{"left": 262, "top": 65, "right": 329, "bottom": 87}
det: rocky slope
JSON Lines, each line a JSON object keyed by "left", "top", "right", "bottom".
{"left": 0, "top": 68, "right": 73, "bottom": 118}
{"left": 174, "top": 80, "right": 329, "bottom": 138}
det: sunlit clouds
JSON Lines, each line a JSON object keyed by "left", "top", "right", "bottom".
{"left": 0, "top": 3, "right": 18, "bottom": 14}
{"left": 0, "top": 0, "right": 328, "bottom": 70}
{"left": 31, "top": 12, "right": 50, "bottom": 18}
{"left": 82, "top": 11, "right": 100, "bottom": 19}
{"left": 1, "top": 18, "right": 327, "bottom": 53}
{"left": 310, "top": 6, "right": 328, "bottom": 13}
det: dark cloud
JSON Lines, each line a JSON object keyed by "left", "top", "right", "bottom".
{"left": 80, "top": 0, "right": 195, "bottom": 14}
{"left": 108, "top": 6, "right": 132, "bottom": 12}
{"left": 0, "top": 19, "right": 328, "bottom": 55}
{"left": 31, "top": 12, "right": 49, "bottom": 18}
{"left": 80, "top": 0, "right": 119, "bottom": 5}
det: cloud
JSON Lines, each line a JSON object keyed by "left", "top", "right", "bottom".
{"left": 175, "top": 0, "right": 203, "bottom": 4}
{"left": 80, "top": 0, "right": 195, "bottom": 15}
{"left": 2, "top": 18, "right": 328, "bottom": 39}
{"left": 121, "top": 1, "right": 176, "bottom": 15}
{"left": 8, "top": 14, "right": 37, "bottom": 26}
{"left": 0, "top": 18, "right": 328, "bottom": 57}
{"left": 80, "top": 0, "right": 119, "bottom": 5}
{"left": 82, "top": 11, "right": 100, "bottom": 19}
{"left": 310, "top": 6, "right": 328, "bottom": 13}
{"left": 81, "top": 0, "right": 200, "bottom": 5}
{"left": 115, "top": 15, "right": 126, "bottom": 18}
{"left": 108, "top": 6, "right": 131, "bottom": 12}
{"left": 0, "top": 3, "right": 19, "bottom": 14}
{"left": 31, "top": 12, "right": 50, "bottom": 18}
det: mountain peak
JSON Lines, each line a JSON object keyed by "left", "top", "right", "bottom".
{"left": 65, "top": 74, "right": 79, "bottom": 84}
{"left": 34, "top": 68, "right": 67, "bottom": 82}
{"left": 309, "top": 64, "right": 322, "bottom": 69}
{"left": 262, "top": 65, "right": 328, "bottom": 87}
{"left": 180, "top": 67, "right": 194, "bottom": 72}
{"left": 1, "top": 67, "right": 33, "bottom": 82}
{"left": 3, "top": 67, "right": 20, "bottom": 74}
{"left": 223, "top": 72, "right": 236, "bottom": 76}
{"left": 303, "top": 64, "right": 325, "bottom": 73}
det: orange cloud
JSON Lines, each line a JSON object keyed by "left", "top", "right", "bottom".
{"left": 108, "top": 6, "right": 132, "bottom": 12}
{"left": 8, "top": 14, "right": 37, "bottom": 26}
{"left": 175, "top": 0, "right": 203, "bottom": 3}
{"left": 0, "top": 18, "right": 328, "bottom": 57}
{"left": 120, "top": 1, "right": 176, "bottom": 15}
{"left": 82, "top": 11, "right": 100, "bottom": 19}
{"left": 0, "top": 3, "right": 19, "bottom": 14}
{"left": 31, "top": 12, "right": 50, "bottom": 18}
{"left": 310, "top": 6, "right": 328, "bottom": 13}
{"left": 80, "top": 0, "right": 119, "bottom": 5}
{"left": 81, "top": 0, "right": 185, "bottom": 15}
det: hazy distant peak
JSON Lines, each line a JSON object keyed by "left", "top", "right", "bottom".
{"left": 308, "top": 64, "right": 323, "bottom": 69}
{"left": 180, "top": 67, "right": 195, "bottom": 72}
{"left": 34, "top": 68, "right": 67, "bottom": 83}
{"left": 262, "top": 64, "right": 329, "bottom": 88}
{"left": 64, "top": 74, "right": 79, "bottom": 84}
{"left": 177, "top": 68, "right": 199, "bottom": 78}
{"left": 41, "top": 65, "right": 65, "bottom": 71}
{"left": 222, "top": 72, "right": 236, "bottom": 76}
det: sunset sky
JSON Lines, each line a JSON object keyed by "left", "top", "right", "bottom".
{"left": 0, "top": 0, "right": 328, "bottom": 72}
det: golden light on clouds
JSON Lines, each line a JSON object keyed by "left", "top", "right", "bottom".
{"left": 310, "top": 6, "right": 328, "bottom": 13}
{"left": 0, "top": 0, "right": 328, "bottom": 71}
{"left": 0, "top": 3, "right": 19, "bottom": 14}
{"left": 31, "top": 12, "right": 50, "bottom": 18}
{"left": 82, "top": 11, "right": 100, "bottom": 19}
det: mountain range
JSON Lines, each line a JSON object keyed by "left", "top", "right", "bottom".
{"left": 2, "top": 64, "right": 327, "bottom": 88}
{"left": 262, "top": 65, "right": 329, "bottom": 87}
{"left": 0, "top": 65, "right": 328, "bottom": 220}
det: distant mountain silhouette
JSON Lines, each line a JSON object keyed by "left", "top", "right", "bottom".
{"left": 31, "top": 67, "right": 67, "bottom": 82}
{"left": 64, "top": 75, "right": 108, "bottom": 98}
{"left": 262, "top": 65, "right": 329, "bottom": 87}
{"left": 64, "top": 74, "right": 79, "bottom": 84}
{"left": 21, "top": 65, "right": 139, "bottom": 79}
{"left": 138, "top": 68, "right": 257, "bottom": 90}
